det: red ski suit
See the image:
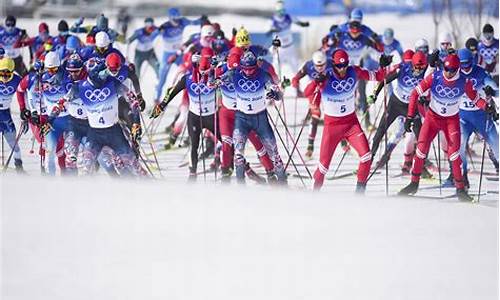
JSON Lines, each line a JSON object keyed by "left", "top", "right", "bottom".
{"left": 305, "top": 66, "right": 385, "bottom": 189}
{"left": 407, "top": 70, "right": 487, "bottom": 189}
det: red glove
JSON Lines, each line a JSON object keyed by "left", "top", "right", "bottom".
{"left": 291, "top": 76, "right": 300, "bottom": 88}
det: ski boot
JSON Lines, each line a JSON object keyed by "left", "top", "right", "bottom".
{"left": 457, "top": 188, "right": 473, "bottom": 202}
{"left": 355, "top": 182, "right": 366, "bottom": 195}
{"left": 14, "top": 159, "right": 25, "bottom": 173}
{"left": 305, "top": 144, "right": 314, "bottom": 159}
{"left": 188, "top": 167, "right": 197, "bottom": 182}
{"left": 398, "top": 181, "right": 419, "bottom": 196}
{"left": 221, "top": 167, "right": 232, "bottom": 184}
{"left": 245, "top": 163, "right": 266, "bottom": 184}
{"left": 266, "top": 171, "right": 279, "bottom": 185}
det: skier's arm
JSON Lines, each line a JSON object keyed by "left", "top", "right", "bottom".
{"left": 291, "top": 62, "right": 308, "bottom": 88}
{"left": 16, "top": 75, "right": 30, "bottom": 111}
{"left": 483, "top": 76, "right": 499, "bottom": 97}
{"left": 303, "top": 78, "right": 324, "bottom": 106}
{"left": 292, "top": 16, "right": 309, "bottom": 27}
{"left": 127, "top": 29, "right": 139, "bottom": 44}
{"left": 408, "top": 74, "right": 433, "bottom": 118}
{"left": 161, "top": 74, "right": 187, "bottom": 106}
{"left": 127, "top": 64, "right": 141, "bottom": 94}
{"left": 373, "top": 68, "right": 399, "bottom": 98}
{"left": 464, "top": 79, "right": 488, "bottom": 109}
{"left": 14, "top": 36, "right": 35, "bottom": 48}
{"left": 354, "top": 65, "right": 385, "bottom": 81}
{"left": 70, "top": 24, "right": 92, "bottom": 34}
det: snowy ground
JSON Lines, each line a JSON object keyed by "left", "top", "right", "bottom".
{"left": 1, "top": 13, "right": 499, "bottom": 300}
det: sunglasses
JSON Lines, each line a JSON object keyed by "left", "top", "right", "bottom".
{"left": 413, "top": 65, "right": 426, "bottom": 71}
{"left": 444, "top": 66, "right": 458, "bottom": 73}
{"left": 67, "top": 68, "right": 81, "bottom": 73}
{"left": 46, "top": 66, "right": 58, "bottom": 73}
{"left": 0, "top": 70, "right": 12, "bottom": 77}
{"left": 335, "top": 63, "right": 348, "bottom": 69}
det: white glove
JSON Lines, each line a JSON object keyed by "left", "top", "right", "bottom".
{"left": 191, "top": 54, "right": 201, "bottom": 64}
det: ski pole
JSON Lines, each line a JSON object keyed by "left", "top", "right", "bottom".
{"left": 267, "top": 112, "right": 307, "bottom": 188}
{"left": 477, "top": 118, "right": 489, "bottom": 203}
{"left": 437, "top": 132, "right": 442, "bottom": 196}
{"left": 2, "top": 121, "right": 27, "bottom": 172}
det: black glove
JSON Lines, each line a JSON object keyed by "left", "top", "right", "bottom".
{"left": 486, "top": 104, "right": 499, "bottom": 121}
{"left": 371, "top": 32, "right": 380, "bottom": 41}
{"left": 329, "top": 24, "right": 338, "bottom": 32}
{"left": 30, "top": 111, "right": 40, "bottom": 126}
{"left": 334, "top": 31, "right": 342, "bottom": 41}
{"left": 281, "top": 77, "right": 291, "bottom": 89}
{"left": 484, "top": 86, "right": 496, "bottom": 97}
{"left": 272, "top": 36, "right": 281, "bottom": 48}
{"left": 379, "top": 54, "right": 393, "bottom": 68}
{"left": 136, "top": 93, "right": 146, "bottom": 112}
{"left": 298, "top": 21, "right": 310, "bottom": 27}
{"left": 232, "top": 27, "right": 237, "bottom": 37}
{"left": 428, "top": 50, "right": 440, "bottom": 67}
{"left": 404, "top": 117, "right": 414, "bottom": 133}
{"left": 418, "top": 95, "right": 429, "bottom": 106}
{"left": 447, "top": 47, "right": 456, "bottom": 55}
{"left": 200, "top": 15, "right": 209, "bottom": 24}
{"left": 266, "top": 88, "right": 282, "bottom": 101}
{"left": 20, "top": 29, "right": 27, "bottom": 37}
{"left": 20, "top": 108, "right": 31, "bottom": 121}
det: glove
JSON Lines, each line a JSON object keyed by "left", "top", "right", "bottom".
{"left": 486, "top": 104, "right": 499, "bottom": 121}
{"left": 281, "top": 77, "right": 291, "bottom": 89}
{"left": 329, "top": 24, "right": 338, "bottom": 32}
{"left": 367, "top": 94, "right": 377, "bottom": 105}
{"left": 266, "top": 88, "right": 282, "bottom": 101}
{"left": 20, "top": 29, "right": 27, "bottom": 37}
{"left": 379, "top": 54, "right": 393, "bottom": 68}
{"left": 167, "top": 54, "right": 178, "bottom": 64}
{"left": 131, "top": 123, "right": 142, "bottom": 142}
{"left": 334, "top": 31, "right": 342, "bottom": 41}
{"left": 200, "top": 15, "right": 209, "bottom": 24}
{"left": 447, "top": 47, "right": 456, "bottom": 55}
{"left": 135, "top": 93, "right": 146, "bottom": 111}
{"left": 30, "top": 111, "right": 40, "bottom": 126}
{"left": 74, "top": 17, "right": 84, "bottom": 27}
{"left": 272, "top": 36, "right": 281, "bottom": 48}
{"left": 313, "top": 72, "right": 326, "bottom": 83}
{"left": 232, "top": 27, "right": 237, "bottom": 37}
{"left": 428, "top": 50, "right": 440, "bottom": 67}
{"left": 298, "top": 21, "right": 310, "bottom": 27}
{"left": 40, "top": 122, "right": 53, "bottom": 136}
{"left": 150, "top": 101, "right": 166, "bottom": 119}
{"left": 33, "top": 60, "right": 44, "bottom": 72}
{"left": 191, "top": 53, "right": 201, "bottom": 64}
{"left": 484, "top": 86, "right": 496, "bottom": 97}
{"left": 418, "top": 95, "right": 429, "bottom": 106}
{"left": 291, "top": 76, "right": 300, "bottom": 88}
{"left": 404, "top": 117, "right": 414, "bottom": 133}
{"left": 20, "top": 108, "right": 31, "bottom": 121}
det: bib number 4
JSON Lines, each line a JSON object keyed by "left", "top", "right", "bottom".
{"left": 99, "top": 116, "right": 105, "bottom": 124}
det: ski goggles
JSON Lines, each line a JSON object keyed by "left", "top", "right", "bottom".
{"left": 440, "top": 42, "right": 452, "bottom": 49}
{"left": 416, "top": 46, "right": 429, "bottom": 54}
{"left": 0, "top": 69, "right": 13, "bottom": 78}
{"left": 46, "top": 66, "right": 59, "bottom": 74}
{"left": 444, "top": 66, "right": 458, "bottom": 73}
{"left": 66, "top": 67, "right": 82, "bottom": 74}
{"left": 5, "top": 21, "right": 15, "bottom": 28}
{"left": 413, "top": 64, "right": 426, "bottom": 71}
{"left": 334, "top": 62, "right": 348, "bottom": 69}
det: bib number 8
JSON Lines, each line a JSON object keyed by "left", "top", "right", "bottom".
{"left": 77, "top": 108, "right": 83, "bottom": 115}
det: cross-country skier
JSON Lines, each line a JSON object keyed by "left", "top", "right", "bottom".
{"left": 128, "top": 17, "right": 160, "bottom": 78}
{"left": 457, "top": 48, "right": 498, "bottom": 188}
{"left": 0, "top": 16, "right": 28, "bottom": 76}
{"left": 0, "top": 57, "right": 25, "bottom": 172}
{"left": 399, "top": 54, "right": 494, "bottom": 201}
{"left": 478, "top": 23, "right": 499, "bottom": 84}
{"left": 305, "top": 49, "right": 392, "bottom": 193}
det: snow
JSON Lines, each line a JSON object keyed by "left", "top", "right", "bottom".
{"left": 1, "top": 12, "right": 499, "bottom": 300}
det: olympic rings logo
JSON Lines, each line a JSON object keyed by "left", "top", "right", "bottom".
{"left": 342, "top": 39, "right": 362, "bottom": 49}
{"left": 237, "top": 79, "right": 261, "bottom": 92}
{"left": 117, "top": 75, "right": 126, "bottom": 82}
{"left": 42, "top": 83, "right": 66, "bottom": 94}
{"left": 0, "top": 84, "right": 15, "bottom": 95}
{"left": 66, "top": 82, "right": 73, "bottom": 91}
{"left": 1, "top": 36, "right": 17, "bottom": 45}
{"left": 85, "top": 87, "right": 111, "bottom": 102}
{"left": 331, "top": 77, "right": 355, "bottom": 93}
{"left": 469, "top": 78, "right": 478, "bottom": 89}
{"left": 189, "top": 82, "right": 212, "bottom": 95}
{"left": 402, "top": 75, "right": 419, "bottom": 87}
{"left": 435, "top": 84, "right": 460, "bottom": 98}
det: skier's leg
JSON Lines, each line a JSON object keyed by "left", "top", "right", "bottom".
{"left": 313, "top": 116, "right": 344, "bottom": 190}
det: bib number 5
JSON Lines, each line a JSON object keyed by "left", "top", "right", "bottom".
{"left": 340, "top": 104, "right": 346, "bottom": 114}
